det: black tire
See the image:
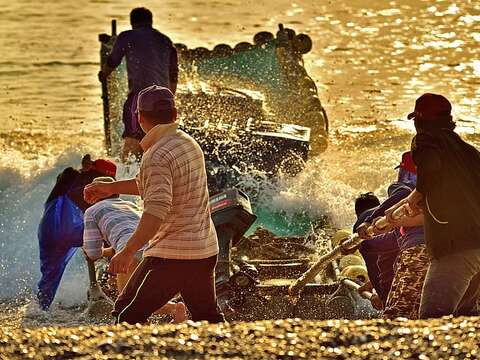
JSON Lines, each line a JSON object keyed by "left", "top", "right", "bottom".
{"left": 234, "top": 42, "right": 253, "bottom": 52}
{"left": 213, "top": 43, "right": 233, "bottom": 57}
{"left": 253, "top": 31, "right": 274, "bottom": 45}
{"left": 293, "top": 34, "right": 312, "bottom": 54}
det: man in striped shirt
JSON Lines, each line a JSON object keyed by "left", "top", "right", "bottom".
{"left": 82, "top": 177, "right": 145, "bottom": 291}
{"left": 83, "top": 176, "right": 188, "bottom": 322}
{"left": 84, "top": 85, "right": 224, "bottom": 324}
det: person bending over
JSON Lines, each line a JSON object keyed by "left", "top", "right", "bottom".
{"left": 82, "top": 176, "right": 187, "bottom": 322}
{"left": 353, "top": 192, "right": 399, "bottom": 309}
{"left": 37, "top": 155, "right": 116, "bottom": 310}
{"left": 84, "top": 86, "right": 224, "bottom": 324}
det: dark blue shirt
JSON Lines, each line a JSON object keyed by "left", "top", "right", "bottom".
{"left": 107, "top": 25, "right": 178, "bottom": 93}
{"left": 365, "top": 182, "right": 424, "bottom": 251}
{"left": 359, "top": 230, "right": 399, "bottom": 304}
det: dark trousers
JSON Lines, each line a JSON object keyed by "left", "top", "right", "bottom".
{"left": 113, "top": 255, "right": 225, "bottom": 324}
{"left": 420, "top": 248, "right": 480, "bottom": 319}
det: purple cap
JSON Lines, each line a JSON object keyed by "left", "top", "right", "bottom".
{"left": 136, "top": 85, "right": 175, "bottom": 113}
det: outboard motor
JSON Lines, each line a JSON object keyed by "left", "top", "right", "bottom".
{"left": 210, "top": 189, "right": 257, "bottom": 313}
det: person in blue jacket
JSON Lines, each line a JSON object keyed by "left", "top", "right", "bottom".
{"left": 36, "top": 154, "right": 117, "bottom": 310}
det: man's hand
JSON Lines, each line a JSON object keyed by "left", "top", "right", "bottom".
{"left": 102, "top": 247, "right": 115, "bottom": 258}
{"left": 356, "top": 222, "right": 371, "bottom": 239}
{"left": 385, "top": 198, "right": 407, "bottom": 225}
{"left": 370, "top": 294, "right": 383, "bottom": 311}
{"left": 108, "top": 248, "right": 134, "bottom": 274}
{"left": 404, "top": 189, "right": 424, "bottom": 217}
{"left": 98, "top": 70, "right": 107, "bottom": 83}
{"left": 371, "top": 216, "right": 394, "bottom": 235}
{"left": 357, "top": 281, "right": 373, "bottom": 294}
{"left": 84, "top": 181, "right": 114, "bottom": 204}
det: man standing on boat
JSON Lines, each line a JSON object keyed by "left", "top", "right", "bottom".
{"left": 84, "top": 86, "right": 224, "bottom": 324}
{"left": 98, "top": 7, "right": 178, "bottom": 161}
{"left": 387, "top": 93, "right": 480, "bottom": 318}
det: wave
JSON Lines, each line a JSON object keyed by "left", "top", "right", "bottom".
{"left": 0, "top": 152, "right": 90, "bottom": 304}
{"left": 0, "top": 148, "right": 359, "bottom": 304}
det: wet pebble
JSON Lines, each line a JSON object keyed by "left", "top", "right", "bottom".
{"left": 1, "top": 317, "right": 480, "bottom": 359}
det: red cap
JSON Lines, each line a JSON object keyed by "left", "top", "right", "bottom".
{"left": 395, "top": 151, "right": 416, "bottom": 174}
{"left": 407, "top": 93, "right": 452, "bottom": 121}
{"left": 93, "top": 159, "right": 117, "bottom": 177}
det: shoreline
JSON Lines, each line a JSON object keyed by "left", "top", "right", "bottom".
{"left": 1, "top": 316, "right": 478, "bottom": 359}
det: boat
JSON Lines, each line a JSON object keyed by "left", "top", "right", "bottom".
{"left": 95, "top": 21, "right": 375, "bottom": 321}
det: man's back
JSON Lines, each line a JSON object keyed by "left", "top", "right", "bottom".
{"left": 138, "top": 127, "right": 218, "bottom": 260}
{"left": 412, "top": 128, "right": 480, "bottom": 257}
{"left": 107, "top": 26, "right": 178, "bottom": 93}
{"left": 83, "top": 198, "right": 141, "bottom": 260}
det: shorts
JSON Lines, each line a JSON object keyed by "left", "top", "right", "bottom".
{"left": 122, "top": 92, "right": 145, "bottom": 140}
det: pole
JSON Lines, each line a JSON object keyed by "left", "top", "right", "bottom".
{"left": 99, "top": 20, "right": 116, "bottom": 154}
{"left": 289, "top": 205, "right": 407, "bottom": 295}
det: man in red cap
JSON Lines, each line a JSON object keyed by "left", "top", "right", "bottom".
{"left": 387, "top": 93, "right": 480, "bottom": 318}
{"left": 37, "top": 155, "right": 117, "bottom": 310}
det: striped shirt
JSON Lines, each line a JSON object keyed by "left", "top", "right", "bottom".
{"left": 83, "top": 198, "right": 144, "bottom": 260}
{"left": 137, "top": 122, "right": 219, "bottom": 259}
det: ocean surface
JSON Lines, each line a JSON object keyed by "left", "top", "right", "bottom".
{"left": 1, "top": 0, "right": 480, "bottom": 315}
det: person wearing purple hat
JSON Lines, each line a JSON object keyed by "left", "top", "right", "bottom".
{"left": 84, "top": 85, "right": 224, "bottom": 324}
{"left": 99, "top": 7, "right": 178, "bottom": 162}
{"left": 386, "top": 93, "right": 480, "bottom": 318}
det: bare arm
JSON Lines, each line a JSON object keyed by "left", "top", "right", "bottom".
{"left": 99, "top": 33, "right": 126, "bottom": 82}
{"left": 84, "top": 178, "right": 139, "bottom": 204}
{"left": 108, "top": 212, "right": 163, "bottom": 274}
{"left": 109, "top": 178, "right": 139, "bottom": 195}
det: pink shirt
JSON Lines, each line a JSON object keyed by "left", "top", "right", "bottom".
{"left": 137, "top": 122, "right": 218, "bottom": 259}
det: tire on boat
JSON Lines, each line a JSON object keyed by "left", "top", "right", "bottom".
{"left": 191, "top": 47, "right": 211, "bottom": 60}
{"left": 213, "top": 43, "right": 234, "bottom": 57}
{"left": 293, "top": 34, "right": 313, "bottom": 54}
{"left": 234, "top": 42, "right": 253, "bottom": 52}
{"left": 339, "top": 254, "right": 366, "bottom": 270}
{"left": 341, "top": 265, "right": 369, "bottom": 283}
{"left": 253, "top": 31, "right": 274, "bottom": 46}
{"left": 331, "top": 229, "right": 352, "bottom": 247}
{"left": 276, "top": 27, "right": 296, "bottom": 41}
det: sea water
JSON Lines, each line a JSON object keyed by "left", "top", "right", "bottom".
{"left": 2, "top": 0, "right": 480, "bottom": 320}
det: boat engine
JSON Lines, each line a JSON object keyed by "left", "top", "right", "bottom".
{"left": 209, "top": 189, "right": 257, "bottom": 313}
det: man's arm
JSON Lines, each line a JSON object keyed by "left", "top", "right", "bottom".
{"left": 365, "top": 185, "right": 411, "bottom": 224}
{"left": 84, "top": 178, "right": 139, "bottom": 204}
{"left": 83, "top": 210, "right": 104, "bottom": 261}
{"left": 412, "top": 132, "right": 442, "bottom": 195}
{"left": 108, "top": 155, "right": 174, "bottom": 274}
{"left": 99, "top": 33, "right": 126, "bottom": 82}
